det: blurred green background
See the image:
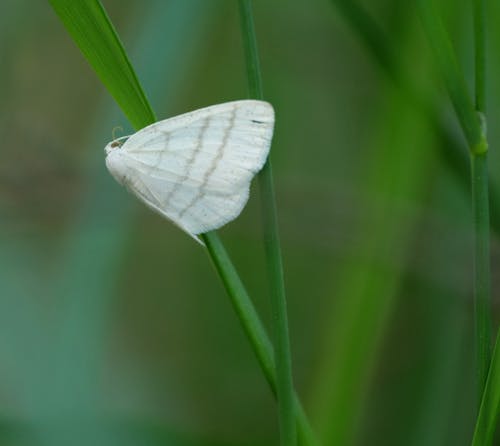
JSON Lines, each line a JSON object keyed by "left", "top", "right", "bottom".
{"left": 1, "top": 0, "right": 499, "bottom": 445}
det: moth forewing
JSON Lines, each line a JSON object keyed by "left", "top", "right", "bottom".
{"left": 104, "top": 100, "right": 274, "bottom": 242}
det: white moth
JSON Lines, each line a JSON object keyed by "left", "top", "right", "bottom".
{"left": 105, "top": 100, "right": 274, "bottom": 243}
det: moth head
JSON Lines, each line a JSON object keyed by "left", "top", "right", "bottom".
{"left": 105, "top": 146, "right": 129, "bottom": 187}
{"left": 104, "top": 135, "right": 129, "bottom": 156}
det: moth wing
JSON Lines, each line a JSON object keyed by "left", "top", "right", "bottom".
{"left": 108, "top": 100, "right": 274, "bottom": 238}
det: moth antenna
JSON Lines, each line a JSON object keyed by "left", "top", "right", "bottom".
{"left": 112, "top": 126, "right": 124, "bottom": 141}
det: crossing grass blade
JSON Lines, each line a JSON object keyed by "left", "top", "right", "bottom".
{"left": 416, "top": 0, "right": 486, "bottom": 154}
{"left": 471, "top": 332, "right": 500, "bottom": 446}
{"left": 48, "top": 1, "right": 317, "bottom": 444}
{"left": 45, "top": 0, "right": 219, "bottom": 419}
{"left": 48, "top": 0, "right": 156, "bottom": 129}
{"left": 329, "top": 0, "right": 500, "bottom": 238}
{"left": 416, "top": 0, "right": 491, "bottom": 405}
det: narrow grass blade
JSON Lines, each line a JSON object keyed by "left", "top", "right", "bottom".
{"left": 471, "top": 150, "right": 492, "bottom": 400}
{"left": 471, "top": 331, "right": 500, "bottom": 446}
{"left": 416, "top": 0, "right": 486, "bottom": 155}
{"left": 44, "top": 0, "right": 220, "bottom": 422}
{"left": 203, "top": 232, "right": 319, "bottom": 446}
{"left": 48, "top": 0, "right": 155, "bottom": 129}
{"left": 328, "top": 0, "right": 403, "bottom": 89}
{"left": 329, "top": 0, "right": 500, "bottom": 237}
{"left": 473, "top": 0, "right": 486, "bottom": 112}
{"left": 471, "top": 0, "right": 491, "bottom": 403}
{"left": 334, "top": 0, "right": 492, "bottom": 410}
{"left": 417, "top": 0, "right": 491, "bottom": 401}
{"left": 238, "top": 1, "right": 297, "bottom": 445}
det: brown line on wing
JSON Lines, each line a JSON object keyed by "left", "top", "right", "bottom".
{"left": 178, "top": 105, "right": 237, "bottom": 219}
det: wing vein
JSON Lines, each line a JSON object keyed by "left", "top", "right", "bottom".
{"left": 178, "top": 105, "right": 237, "bottom": 219}
{"left": 163, "top": 117, "right": 211, "bottom": 208}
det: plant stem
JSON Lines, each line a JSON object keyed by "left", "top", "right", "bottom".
{"left": 259, "top": 153, "right": 297, "bottom": 446}
{"left": 474, "top": 0, "right": 486, "bottom": 112}
{"left": 471, "top": 148, "right": 491, "bottom": 400}
{"left": 471, "top": 330, "right": 500, "bottom": 446}
{"left": 238, "top": 2, "right": 296, "bottom": 445}
{"left": 472, "top": 0, "right": 491, "bottom": 403}
{"left": 416, "top": 0, "right": 484, "bottom": 152}
{"left": 330, "top": 0, "right": 500, "bottom": 239}
{"left": 203, "top": 231, "right": 275, "bottom": 383}
{"left": 238, "top": 0, "right": 262, "bottom": 102}
{"left": 202, "top": 232, "right": 319, "bottom": 446}
{"left": 417, "top": 0, "right": 491, "bottom": 404}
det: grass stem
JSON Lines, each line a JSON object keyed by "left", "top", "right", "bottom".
{"left": 472, "top": 0, "right": 491, "bottom": 403}
{"left": 202, "top": 232, "right": 318, "bottom": 446}
{"left": 471, "top": 151, "right": 492, "bottom": 401}
{"left": 330, "top": 0, "right": 500, "bottom": 239}
{"left": 417, "top": 0, "right": 492, "bottom": 404}
{"left": 474, "top": 0, "right": 486, "bottom": 113}
{"left": 471, "top": 330, "right": 500, "bottom": 446}
{"left": 238, "top": 2, "right": 297, "bottom": 445}
{"left": 416, "top": 0, "right": 483, "bottom": 151}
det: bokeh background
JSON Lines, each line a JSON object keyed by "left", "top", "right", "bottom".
{"left": 1, "top": 1, "right": 500, "bottom": 445}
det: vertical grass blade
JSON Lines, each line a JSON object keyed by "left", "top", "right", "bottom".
{"left": 471, "top": 332, "right": 500, "bottom": 446}
{"left": 238, "top": 1, "right": 297, "bottom": 445}
{"left": 473, "top": 0, "right": 492, "bottom": 404}
{"left": 202, "top": 231, "right": 276, "bottom": 385}
{"left": 202, "top": 233, "right": 319, "bottom": 446}
{"left": 474, "top": 0, "right": 486, "bottom": 112}
{"left": 329, "top": 0, "right": 500, "bottom": 240}
{"left": 471, "top": 150, "right": 492, "bottom": 399}
{"left": 416, "top": 0, "right": 491, "bottom": 402}
{"left": 416, "top": 0, "right": 486, "bottom": 155}
{"left": 472, "top": 0, "right": 492, "bottom": 406}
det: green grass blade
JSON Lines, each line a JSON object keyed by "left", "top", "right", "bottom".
{"left": 238, "top": 1, "right": 297, "bottom": 445}
{"left": 44, "top": 0, "right": 220, "bottom": 421}
{"left": 472, "top": 331, "right": 500, "bottom": 446}
{"left": 416, "top": 0, "right": 486, "bottom": 155}
{"left": 418, "top": 0, "right": 492, "bottom": 419}
{"left": 202, "top": 232, "right": 276, "bottom": 385}
{"left": 203, "top": 233, "right": 319, "bottom": 446}
{"left": 48, "top": 0, "right": 156, "bottom": 129}
{"left": 417, "top": 0, "right": 492, "bottom": 402}
{"left": 329, "top": 0, "right": 402, "bottom": 88}
{"left": 471, "top": 149, "right": 492, "bottom": 402}
{"left": 472, "top": 0, "right": 491, "bottom": 403}
{"left": 329, "top": 0, "right": 500, "bottom": 238}
{"left": 332, "top": 0, "right": 493, "bottom": 411}
{"left": 474, "top": 0, "right": 486, "bottom": 112}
